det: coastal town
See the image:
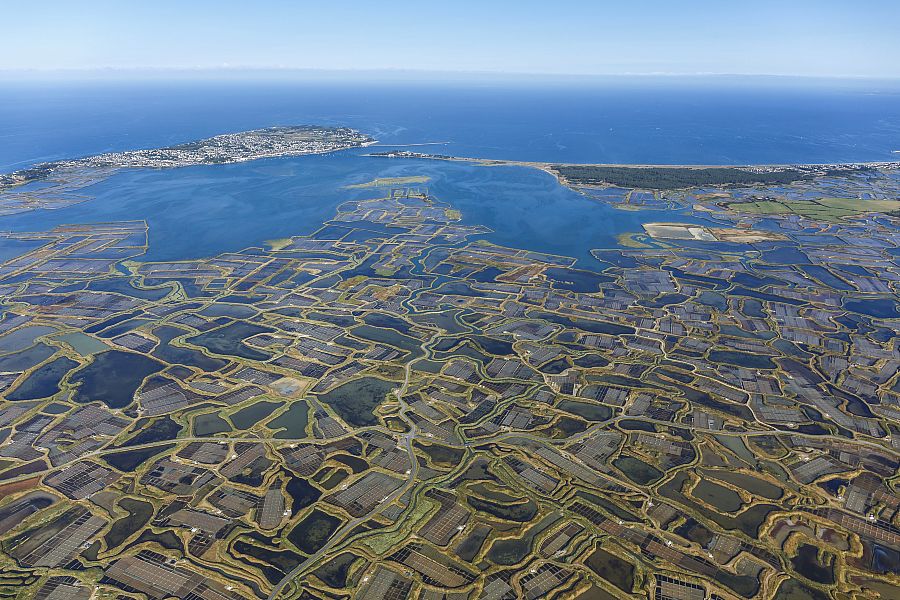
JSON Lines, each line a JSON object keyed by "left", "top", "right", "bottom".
{"left": 0, "top": 126, "right": 374, "bottom": 216}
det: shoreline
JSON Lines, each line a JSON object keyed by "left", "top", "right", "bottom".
{"left": 364, "top": 150, "right": 900, "bottom": 170}
{"left": 364, "top": 149, "right": 900, "bottom": 191}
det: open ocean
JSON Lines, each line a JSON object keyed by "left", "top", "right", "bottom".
{"left": 2, "top": 77, "right": 899, "bottom": 264}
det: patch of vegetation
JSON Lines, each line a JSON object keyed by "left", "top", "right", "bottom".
{"left": 615, "top": 232, "right": 654, "bottom": 248}
{"left": 467, "top": 496, "right": 537, "bottom": 522}
{"left": 265, "top": 238, "right": 292, "bottom": 250}
{"left": 725, "top": 196, "right": 900, "bottom": 222}
{"left": 233, "top": 539, "right": 304, "bottom": 573}
{"left": 554, "top": 165, "right": 818, "bottom": 190}
{"left": 346, "top": 175, "right": 430, "bottom": 189}
{"left": 358, "top": 529, "right": 410, "bottom": 555}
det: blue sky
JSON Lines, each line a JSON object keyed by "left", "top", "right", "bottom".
{"left": 3, "top": 1, "right": 899, "bottom": 77}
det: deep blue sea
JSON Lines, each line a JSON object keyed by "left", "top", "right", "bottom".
{"left": 2, "top": 78, "right": 899, "bottom": 265}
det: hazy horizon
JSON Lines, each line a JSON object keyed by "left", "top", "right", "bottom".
{"left": 4, "top": 1, "right": 900, "bottom": 78}
{"left": 3, "top": 68, "right": 900, "bottom": 89}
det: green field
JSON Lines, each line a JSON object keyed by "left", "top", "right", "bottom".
{"left": 726, "top": 197, "right": 900, "bottom": 221}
